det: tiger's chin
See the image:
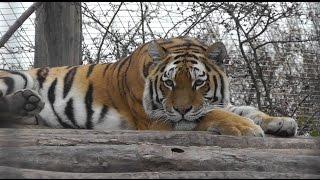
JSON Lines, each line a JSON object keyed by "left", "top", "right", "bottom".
{"left": 173, "top": 119, "right": 197, "bottom": 131}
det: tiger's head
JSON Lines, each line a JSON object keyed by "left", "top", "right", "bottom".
{"left": 142, "top": 37, "right": 230, "bottom": 130}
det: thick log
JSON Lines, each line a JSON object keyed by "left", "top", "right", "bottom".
{"left": 0, "top": 143, "right": 319, "bottom": 174}
{"left": 0, "top": 129, "right": 319, "bottom": 149}
{"left": 0, "top": 166, "right": 319, "bottom": 179}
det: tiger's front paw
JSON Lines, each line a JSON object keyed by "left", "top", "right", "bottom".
{"left": 209, "top": 119, "right": 265, "bottom": 137}
{"left": 197, "top": 109, "right": 265, "bottom": 137}
{"left": 263, "top": 117, "right": 298, "bottom": 137}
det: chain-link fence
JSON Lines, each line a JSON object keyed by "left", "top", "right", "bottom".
{"left": 0, "top": 2, "right": 319, "bottom": 135}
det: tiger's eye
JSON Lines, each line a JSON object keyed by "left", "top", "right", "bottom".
{"left": 164, "top": 80, "right": 174, "bottom": 87}
{"left": 194, "top": 79, "right": 204, "bottom": 86}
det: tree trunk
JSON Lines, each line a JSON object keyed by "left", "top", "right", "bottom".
{"left": 34, "top": 2, "right": 82, "bottom": 68}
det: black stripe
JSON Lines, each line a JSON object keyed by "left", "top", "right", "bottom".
{"left": 143, "top": 61, "right": 153, "bottom": 78}
{"left": 190, "top": 60, "right": 198, "bottom": 64}
{"left": 63, "top": 67, "right": 77, "bottom": 98}
{"left": 212, "top": 76, "right": 218, "bottom": 102}
{"left": 0, "top": 77, "right": 14, "bottom": 95}
{"left": 86, "top": 64, "right": 95, "bottom": 78}
{"left": 37, "top": 68, "right": 49, "bottom": 89}
{"left": 158, "top": 39, "right": 173, "bottom": 45}
{"left": 117, "top": 58, "right": 128, "bottom": 99}
{"left": 48, "top": 79, "right": 57, "bottom": 105}
{"left": 154, "top": 76, "right": 160, "bottom": 104}
{"left": 85, "top": 83, "right": 94, "bottom": 129}
{"left": 174, "top": 53, "right": 199, "bottom": 60}
{"left": 218, "top": 73, "right": 224, "bottom": 103}
{"left": 98, "top": 105, "right": 108, "bottom": 124}
{"left": 106, "top": 65, "right": 118, "bottom": 110}
{"left": 158, "top": 83, "right": 166, "bottom": 102}
{"left": 65, "top": 98, "right": 79, "bottom": 128}
{"left": 48, "top": 78, "right": 73, "bottom": 128}
{"left": 159, "top": 65, "right": 166, "bottom": 72}
{"left": 173, "top": 54, "right": 187, "bottom": 60}
{"left": 149, "top": 80, "right": 153, "bottom": 100}
{"left": 184, "top": 38, "right": 193, "bottom": 46}
{"left": 1, "top": 69, "right": 28, "bottom": 89}
{"left": 117, "top": 58, "right": 128, "bottom": 71}
{"left": 198, "top": 71, "right": 206, "bottom": 77}
{"left": 170, "top": 44, "right": 206, "bottom": 51}
{"left": 123, "top": 55, "right": 142, "bottom": 104}
{"left": 149, "top": 80, "right": 157, "bottom": 110}
{"left": 103, "top": 64, "right": 110, "bottom": 77}
{"left": 11, "top": 71, "right": 28, "bottom": 88}
{"left": 204, "top": 63, "right": 212, "bottom": 72}
{"left": 201, "top": 57, "right": 222, "bottom": 74}
{"left": 187, "top": 54, "right": 199, "bottom": 60}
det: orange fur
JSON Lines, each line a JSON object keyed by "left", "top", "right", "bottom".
{"left": 0, "top": 37, "right": 272, "bottom": 136}
{"left": 195, "top": 109, "right": 263, "bottom": 136}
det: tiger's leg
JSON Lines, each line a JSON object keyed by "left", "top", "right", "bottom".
{"left": 225, "top": 105, "right": 298, "bottom": 137}
{"left": 195, "top": 109, "right": 265, "bottom": 137}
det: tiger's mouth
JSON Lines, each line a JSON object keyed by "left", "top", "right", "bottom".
{"left": 164, "top": 108, "right": 204, "bottom": 123}
{"left": 179, "top": 118, "right": 201, "bottom": 122}
{"left": 173, "top": 119, "right": 198, "bottom": 131}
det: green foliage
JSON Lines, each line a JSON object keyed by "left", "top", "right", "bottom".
{"left": 297, "top": 116, "right": 319, "bottom": 137}
{"left": 310, "top": 130, "right": 320, "bottom": 137}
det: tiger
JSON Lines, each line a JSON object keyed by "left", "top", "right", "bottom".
{"left": 0, "top": 37, "right": 298, "bottom": 137}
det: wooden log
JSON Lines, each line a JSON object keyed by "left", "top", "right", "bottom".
{"left": 0, "top": 166, "right": 319, "bottom": 179}
{"left": 0, "top": 143, "right": 319, "bottom": 174}
{"left": 0, "top": 129, "right": 319, "bottom": 149}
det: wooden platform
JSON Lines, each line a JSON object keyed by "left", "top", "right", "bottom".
{"left": 0, "top": 128, "right": 319, "bottom": 179}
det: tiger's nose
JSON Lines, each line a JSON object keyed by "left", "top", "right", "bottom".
{"left": 173, "top": 106, "right": 192, "bottom": 115}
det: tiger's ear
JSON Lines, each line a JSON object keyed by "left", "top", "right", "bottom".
{"left": 148, "top": 40, "right": 167, "bottom": 61}
{"left": 205, "top": 42, "right": 227, "bottom": 66}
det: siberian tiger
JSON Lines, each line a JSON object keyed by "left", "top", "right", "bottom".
{"left": 0, "top": 37, "right": 297, "bottom": 136}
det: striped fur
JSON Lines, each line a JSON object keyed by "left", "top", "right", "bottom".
{"left": 0, "top": 37, "right": 297, "bottom": 136}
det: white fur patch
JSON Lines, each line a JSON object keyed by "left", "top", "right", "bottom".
{"left": 0, "top": 74, "right": 25, "bottom": 95}
{"left": 94, "top": 108, "right": 124, "bottom": 130}
{"left": 174, "top": 120, "right": 197, "bottom": 131}
{"left": 0, "top": 81, "right": 8, "bottom": 95}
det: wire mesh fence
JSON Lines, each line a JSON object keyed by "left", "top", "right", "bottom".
{"left": 0, "top": 2, "right": 319, "bottom": 135}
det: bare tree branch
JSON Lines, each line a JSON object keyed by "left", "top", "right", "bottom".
{"left": 140, "top": 2, "right": 145, "bottom": 43}
{"left": 255, "top": 38, "right": 320, "bottom": 50}
{"left": 96, "top": 2, "right": 123, "bottom": 63}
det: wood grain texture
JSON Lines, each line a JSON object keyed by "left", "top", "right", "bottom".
{"left": 1, "top": 166, "right": 319, "bottom": 179}
{"left": 0, "top": 128, "right": 319, "bottom": 178}
{"left": 1, "top": 129, "right": 319, "bottom": 149}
